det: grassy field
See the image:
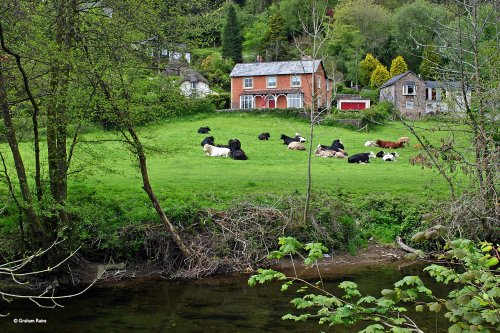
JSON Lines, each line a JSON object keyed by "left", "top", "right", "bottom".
{"left": 4, "top": 112, "right": 469, "bottom": 223}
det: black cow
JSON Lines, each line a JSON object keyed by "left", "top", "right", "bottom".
{"left": 201, "top": 136, "right": 215, "bottom": 146}
{"left": 228, "top": 139, "right": 248, "bottom": 160}
{"left": 348, "top": 152, "right": 376, "bottom": 164}
{"left": 376, "top": 150, "right": 386, "bottom": 158}
{"left": 258, "top": 132, "right": 270, "bottom": 140}
{"left": 280, "top": 134, "right": 300, "bottom": 145}
{"left": 197, "top": 126, "right": 211, "bottom": 134}
{"left": 320, "top": 139, "right": 345, "bottom": 151}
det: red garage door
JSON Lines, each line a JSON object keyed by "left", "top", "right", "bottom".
{"left": 341, "top": 102, "right": 366, "bottom": 110}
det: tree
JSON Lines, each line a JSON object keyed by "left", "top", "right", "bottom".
{"left": 390, "top": 0, "right": 451, "bottom": 71}
{"left": 264, "top": 11, "right": 289, "bottom": 61}
{"left": 370, "top": 63, "right": 390, "bottom": 87}
{"left": 359, "top": 53, "right": 381, "bottom": 87}
{"left": 221, "top": 4, "right": 243, "bottom": 63}
{"left": 418, "top": 44, "right": 442, "bottom": 79}
{"left": 389, "top": 55, "right": 408, "bottom": 77}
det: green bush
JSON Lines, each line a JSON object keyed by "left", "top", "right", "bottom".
{"left": 208, "top": 92, "right": 231, "bottom": 109}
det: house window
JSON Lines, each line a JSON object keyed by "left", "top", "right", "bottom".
{"left": 326, "top": 80, "right": 329, "bottom": 91}
{"left": 406, "top": 101, "right": 414, "bottom": 109}
{"left": 244, "top": 78, "right": 253, "bottom": 89}
{"left": 317, "top": 96, "right": 322, "bottom": 107}
{"left": 240, "top": 95, "right": 254, "bottom": 109}
{"left": 267, "top": 76, "right": 277, "bottom": 88}
{"left": 317, "top": 76, "right": 321, "bottom": 89}
{"left": 291, "top": 75, "right": 301, "bottom": 87}
{"left": 287, "top": 94, "right": 303, "bottom": 108}
{"left": 191, "top": 82, "right": 198, "bottom": 89}
{"left": 403, "top": 84, "right": 416, "bottom": 95}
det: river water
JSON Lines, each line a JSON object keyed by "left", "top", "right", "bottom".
{"left": 3, "top": 262, "right": 449, "bottom": 333}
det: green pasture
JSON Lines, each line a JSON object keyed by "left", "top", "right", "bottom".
{"left": 3, "top": 113, "right": 470, "bottom": 222}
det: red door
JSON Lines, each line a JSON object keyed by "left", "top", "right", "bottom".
{"left": 268, "top": 97, "right": 276, "bottom": 108}
{"left": 341, "top": 102, "right": 365, "bottom": 110}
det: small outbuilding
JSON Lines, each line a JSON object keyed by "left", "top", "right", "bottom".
{"left": 335, "top": 94, "right": 371, "bottom": 110}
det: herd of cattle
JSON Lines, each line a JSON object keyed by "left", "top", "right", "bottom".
{"left": 197, "top": 126, "right": 410, "bottom": 164}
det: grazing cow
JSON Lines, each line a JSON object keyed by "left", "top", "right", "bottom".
{"left": 295, "top": 133, "right": 306, "bottom": 142}
{"left": 203, "top": 144, "right": 230, "bottom": 157}
{"left": 397, "top": 137, "right": 410, "bottom": 146}
{"left": 376, "top": 150, "right": 386, "bottom": 158}
{"left": 314, "top": 145, "right": 336, "bottom": 157}
{"left": 200, "top": 136, "right": 215, "bottom": 147}
{"left": 382, "top": 152, "right": 399, "bottom": 161}
{"left": 280, "top": 134, "right": 298, "bottom": 145}
{"left": 365, "top": 140, "right": 377, "bottom": 147}
{"left": 258, "top": 132, "right": 270, "bottom": 140}
{"left": 348, "top": 152, "right": 376, "bottom": 164}
{"left": 197, "top": 126, "right": 211, "bottom": 134}
{"left": 288, "top": 141, "right": 306, "bottom": 150}
{"left": 375, "top": 139, "right": 404, "bottom": 149}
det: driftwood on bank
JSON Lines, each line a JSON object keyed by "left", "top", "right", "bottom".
{"left": 396, "top": 236, "right": 421, "bottom": 255}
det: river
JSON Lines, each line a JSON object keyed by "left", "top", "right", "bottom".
{"left": 3, "top": 262, "right": 449, "bottom": 332}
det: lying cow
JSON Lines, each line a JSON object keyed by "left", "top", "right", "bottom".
{"left": 198, "top": 126, "right": 211, "bottom": 134}
{"left": 280, "top": 134, "right": 299, "bottom": 145}
{"left": 365, "top": 140, "right": 377, "bottom": 147}
{"left": 258, "top": 132, "right": 270, "bottom": 140}
{"left": 320, "top": 139, "right": 345, "bottom": 152}
{"left": 382, "top": 152, "right": 399, "bottom": 161}
{"left": 348, "top": 152, "right": 376, "bottom": 164}
{"left": 375, "top": 139, "right": 404, "bottom": 149}
{"left": 201, "top": 136, "right": 215, "bottom": 146}
{"left": 295, "top": 133, "right": 306, "bottom": 142}
{"left": 397, "top": 137, "right": 410, "bottom": 146}
{"left": 228, "top": 139, "right": 248, "bottom": 160}
{"left": 314, "top": 145, "right": 336, "bottom": 157}
{"left": 288, "top": 141, "right": 306, "bottom": 150}
{"left": 203, "top": 144, "right": 230, "bottom": 157}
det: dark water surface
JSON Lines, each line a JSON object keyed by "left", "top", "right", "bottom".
{"left": 2, "top": 262, "right": 449, "bottom": 333}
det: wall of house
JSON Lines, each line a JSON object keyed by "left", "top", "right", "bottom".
{"left": 380, "top": 72, "right": 426, "bottom": 119}
{"left": 230, "top": 65, "right": 331, "bottom": 109}
{"left": 180, "top": 81, "right": 212, "bottom": 98}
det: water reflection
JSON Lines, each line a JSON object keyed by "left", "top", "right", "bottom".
{"left": 2, "top": 262, "right": 448, "bottom": 333}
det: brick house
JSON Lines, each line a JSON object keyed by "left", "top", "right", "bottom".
{"left": 379, "top": 71, "right": 426, "bottom": 118}
{"left": 229, "top": 60, "right": 332, "bottom": 110}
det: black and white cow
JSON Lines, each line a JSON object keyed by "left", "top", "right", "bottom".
{"left": 320, "top": 139, "right": 345, "bottom": 152}
{"left": 258, "top": 132, "right": 270, "bottom": 140}
{"left": 280, "top": 134, "right": 298, "bottom": 145}
{"left": 347, "top": 152, "right": 376, "bottom": 164}
{"left": 382, "top": 152, "right": 399, "bottom": 161}
{"left": 376, "top": 150, "right": 386, "bottom": 158}
{"left": 197, "top": 126, "right": 211, "bottom": 134}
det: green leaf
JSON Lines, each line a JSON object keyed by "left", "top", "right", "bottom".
{"left": 485, "top": 257, "right": 498, "bottom": 267}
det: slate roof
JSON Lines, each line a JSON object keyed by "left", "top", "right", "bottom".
{"left": 425, "top": 81, "right": 468, "bottom": 90}
{"left": 379, "top": 70, "right": 423, "bottom": 89}
{"left": 180, "top": 69, "right": 208, "bottom": 84}
{"left": 230, "top": 60, "right": 322, "bottom": 77}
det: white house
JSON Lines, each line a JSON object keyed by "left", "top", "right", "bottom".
{"left": 179, "top": 69, "right": 217, "bottom": 98}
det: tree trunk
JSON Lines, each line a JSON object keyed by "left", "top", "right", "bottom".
{"left": 0, "top": 56, "right": 47, "bottom": 248}
{"left": 126, "top": 127, "right": 192, "bottom": 259}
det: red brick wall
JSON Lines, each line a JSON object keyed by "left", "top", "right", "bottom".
{"left": 230, "top": 65, "right": 332, "bottom": 109}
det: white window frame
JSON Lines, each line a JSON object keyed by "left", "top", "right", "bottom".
{"left": 243, "top": 77, "right": 253, "bottom": 89}
{"left": 403, "top": 85, "right": 416, "bottom": 95}
{"left": 267, "top": 76, "right": 277, "bottom": 88}
{"left": 240, "top": 95, "right": 254, "bottom": 109}
{"left": 406, "top": 101, "right": 414, "bottom": 109}
{"left": 326, "top": 80, "right": 329, "bottom": 91}
{"left": 291, "top": 75, "right": 301, "bottom": 87}
{"left": 317, "top": 76, "right": 321, "bottom": 89}
{"left": 287, "top": 94, "right": 303, "bottom": 108}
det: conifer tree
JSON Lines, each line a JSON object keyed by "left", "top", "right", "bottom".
{"left": 221, "top": 4, "right": 243, "bottom": 63}
{"left": 370, "top": 64, "right": 390, "bottom": 87}
{"left": 359, "top": 53, "right": 381, "bottom": 87}
{"left": 389, "top": 55, "right": 409, "bottom": 77}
